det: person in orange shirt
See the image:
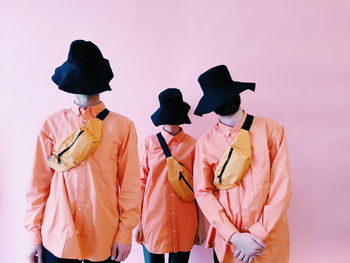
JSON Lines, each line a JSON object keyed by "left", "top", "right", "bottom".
{"left": 25, "top": 40, "right": 141, "bottom": 263}
{"left": 136, "top": 88, "right": 206, "bottom": 263}
{"left": 193, "top": 65, "right": 292, "bottom": 263}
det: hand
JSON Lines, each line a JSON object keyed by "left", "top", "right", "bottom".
{"left": 195, "top": 204, "right": 208, "bottom": 245}
{"left": 234, "top": 249, "right": 255, "bottom": 263}
{"left": 230, "top": 232, "right": 265, "bottom": 260}
{"left": 195, "top": 224, "right": 207, "bottom": 245}
{"left": 27, "top": 245, "right": 43, "bottom": 263}
{"left": 111, "top": 243, "right": 131, "bottom": 262}
{"left": 134, "top": 224, "right": 143, "bottom": 244}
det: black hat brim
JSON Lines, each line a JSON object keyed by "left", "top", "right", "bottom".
{"left": 151, "top": 102, "right": 191, "bottom": 126}
{"left": 194, "top": 81, "right": 255, "bottom": 116}
{"left": 52, "top": 59, "right": 114, "bottom": 95}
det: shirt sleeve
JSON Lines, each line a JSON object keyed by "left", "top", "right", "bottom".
{"left": 248, "top": 126, "right": 292, "bottom": 241}
{"left": 194, "top": 140, "right": 239, "bottom": 244}
{"left": 114, "top": 121, "right": 142, "bottom": 245}
{"left": 139, "top": 138, "right": 150, "bottom": 195}
{"left": 24, "top": 123, "right": 54, "bottom": 245}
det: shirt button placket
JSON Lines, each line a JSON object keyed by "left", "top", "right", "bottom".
{"left": 170, "top": 192, "right": 178, "bottom": 252}
{"left": 242, "top": 203, "right": 250, "bottom": 231}
{"left": 75, "top": 163, "right": 86, "bottom": 236}
{"left": 169, "top": 143, "right": 179, "bottom": 252}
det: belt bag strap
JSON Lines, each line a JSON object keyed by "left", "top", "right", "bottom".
{"left": 96, "top": 108, "right": 110, "bottom": 120}
{"left": 156, "top": 132, "right": 172, "bottom": 158}
{"left": 241, "top": 114, "right": 254, "bottom": 131}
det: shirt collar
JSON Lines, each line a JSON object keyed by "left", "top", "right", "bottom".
{"left": 72, "top": 101, "right": 106, "bottom": 117}
{"left": 217, "top": 110, "right": 248, "bottom": 136}
{"left": 160, "top": 127, "right": 186, "bottom": 144}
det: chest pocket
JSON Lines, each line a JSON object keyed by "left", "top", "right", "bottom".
{"left": 91, "top": 140, "right": 118, "bottom": 173}
{"left": 250, "top": 155, "right": 270, "bottom": 188}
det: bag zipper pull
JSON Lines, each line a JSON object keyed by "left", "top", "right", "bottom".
{"left": 218, "top": 175, "right": 223, "bottom": 184}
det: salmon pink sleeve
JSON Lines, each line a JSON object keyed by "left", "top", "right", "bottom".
{"left": 139, "top": 138, "right": 150, "bottom": 194}
{"left": 194, "top": 140, "right": 238, "bottom": 244}
{"left": 114, "top": 122, "right": 142, "bottom": 245}
{"left": 248, "top": 126, "right": 292, "bottom": 241}
{"left": 24, "top": 123, "right": 54, "bottom": 245}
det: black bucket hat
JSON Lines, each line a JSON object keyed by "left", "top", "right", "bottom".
{"left": 52, "top": 40, "right": 114, "bottom": 95}
{"left": 151, "top": 88, "right": 191, "bottom": 126}
{"left": 194, "top": 65, "right": 255, "bottom": 116}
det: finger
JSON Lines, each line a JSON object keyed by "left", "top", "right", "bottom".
{"left": 117, "top": 249, "right": 131, "bottom": 262}
{"left": 137, "top": 230, "right": 142, "bottom": 241}
{"left": 111, "top": 246, "right": 117, "bottom": 261}
{"left": 125, "top": 251, "right": 131, "bottom": 260}
{"left": 234, "top": 249, "right": 241, "bottom": 258}
{"left": 248, "top": 257, "right": 253, "bottom": 263}
{"left": 250, "top": 246, "right": 264, "bottom": 256}
{"left": 251, "top": 236, "right": 265, "bottom": 248}
{"left": 137, "top": 232, "right": 141, "bottom": 242}
{"left": 253, "top": 247, "right": 264, "bottom": 254}
{"left": 28, "top": 254, "right": 35, "bottom": 263}
{"left": 252, "top": 250, "right": 263, "bottom": 256}
{"left": 38, "top": 251, "right": 43, "bottom": 263}
{"left": 243, "top": 255, "right": 250, "bottom": 262}
{"left": 249, "top": 239, "right": 264, "bottom": 248}
{"left": 198, "top": 236, "right": 204, "bottom": 245}
{"left": 237, "top": 252, "right": 245, "bottom": 261}
{"left": 115, "top": 251, "right": 125, "bottom": 262}
{"left": 250, "top": 245, "right": 264, "bottom": 254}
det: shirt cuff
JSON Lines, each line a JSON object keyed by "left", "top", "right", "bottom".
{"left": 248, "top": 222, "right": 268, "bottom": 241}
{"left": 27, "top": 229, "right": 42, "bottom": 246}
{"left": 113, "top": 226, "right": 132, "bottom": 245}
{"left": 219, "top": 222, "right": 239, "bottom": 244}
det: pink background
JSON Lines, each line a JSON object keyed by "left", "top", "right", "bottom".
{"left": 1, "top": 0, "right": 349, "bottom": 262}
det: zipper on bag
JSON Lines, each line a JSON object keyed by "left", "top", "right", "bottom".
{"left": 218, "top": 148, "right": 234, "bottom": 184}
{"left": 57, "top": 130, "right": 85, "bottom": 164}
{"left": 179, "top": 172, "right": 194, "bottom": 192}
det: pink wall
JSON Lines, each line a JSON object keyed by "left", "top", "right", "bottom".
{"left": 1, "top": 0, "right": 349, "bottom": 262}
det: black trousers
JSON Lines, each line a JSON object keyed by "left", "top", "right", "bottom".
{"left": 43, "top": 247, "right": 116, "bottom": 263}
{"left": 142, "top": 245, "right": 190, "bottom": 263}
{"left": 213, "top": 249, "right": 220, "bottom": 263}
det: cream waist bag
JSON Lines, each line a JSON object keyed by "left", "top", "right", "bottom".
{"left": 157, "top": 133, "right": 195, "bottom": 201}
{"left": 213, "top": 114, "right": 254, "bottom": 190}
{"left": 48, "top": 108, "right": 110, "bottom": 172}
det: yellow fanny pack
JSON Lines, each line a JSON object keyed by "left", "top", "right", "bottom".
{"left": 213, "top": 114, "right": 254, "bottom": 190}
{"left": 48, "top": 109, "right": 110, "bottom": 172}
{"left": 157, "top": 132, "right": 195, "bottom": 201}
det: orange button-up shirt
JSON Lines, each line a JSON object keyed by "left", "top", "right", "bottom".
{"left": 139, "top": 129, "right": 198, "bottom": 254}
{"left": 24, "top": 102, "right": 141, "bottom": 261}
{"left": 194, "top": 111, "right": 291, "bottom": 263}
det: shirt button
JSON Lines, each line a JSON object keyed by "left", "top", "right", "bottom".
{"left": 172, "top": 212, "right": 175, "bottom": 215}
{"left": 173, "top": 230, "right": 176, "bottom": 233}
{"left": 80, "top": 184, "right": 84, "bottom": 187}
{"left": 77, "top": 207, "right": 82, "bottom": 211}
{"left": 243, "top": 204, "right": 248, "bottom": 209}
{"left": 171, "top": 193, "right": 175, "bottom": 197}
{"left": 81, "top": 161, "right": 85, "bottom": 164}
{"left": 76, "top": 231, "right": 80, "bottom": 235}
